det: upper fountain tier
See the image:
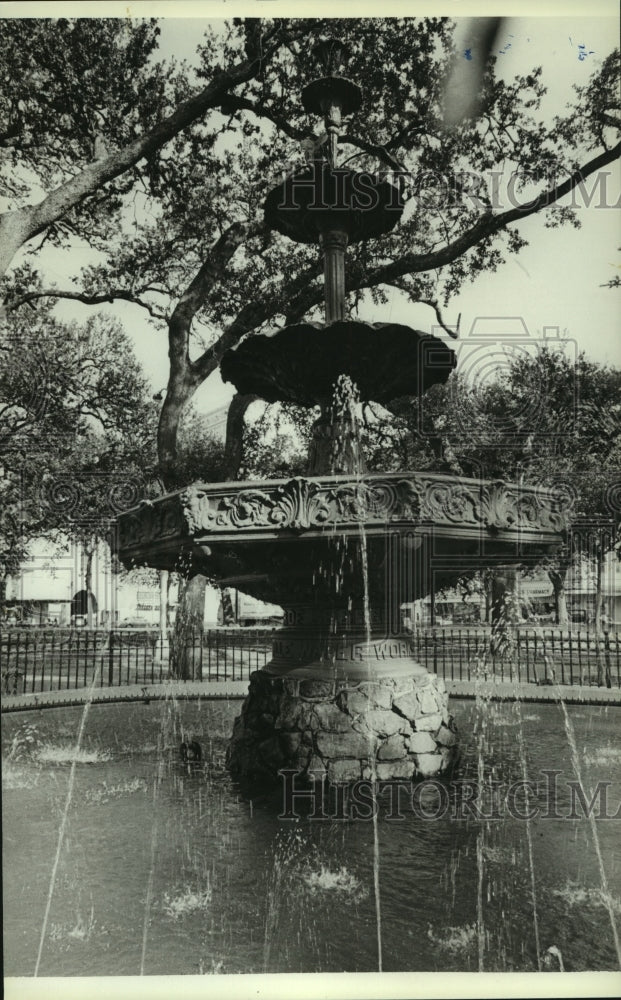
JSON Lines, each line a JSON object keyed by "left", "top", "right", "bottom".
{"left": 222, "top": 45, "right": 456, "bottom": 409}
{"left": 263, "top": 162, "right": 404, "bottom": 246}
{"left": 221, "top": 319, "right": 455, "bottom": 406}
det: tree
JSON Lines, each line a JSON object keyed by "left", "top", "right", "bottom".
{"left": 367, "top": 346, "right": 621, "bottom": 627}
{"left": 0, "top": 307, "right": 158, "bottom": 620}
{"left": 0, "top": 17, "right": 291, "bottom": 276}
{"left": 1, "top": 18, "right": 619, "bottom": 487}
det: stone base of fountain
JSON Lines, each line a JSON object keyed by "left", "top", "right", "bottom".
{"left": 227, "top": 660, "right": 458, "bottom": 784}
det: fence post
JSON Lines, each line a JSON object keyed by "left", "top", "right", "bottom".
{"left": 604, "top": 630, "right": 612, "bottom": 689}
{"left": 108, "top": 630, "right": 114, "bottom": 686}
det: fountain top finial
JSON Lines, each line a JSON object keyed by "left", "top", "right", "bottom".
{"left": 311, "top": 37, "right": 350, "bottom": 75}
{"left": 301, "top": 38, "right": 362, "bottom": 124}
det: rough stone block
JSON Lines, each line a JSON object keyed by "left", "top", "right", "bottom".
{"left": 316, "top": 731, "right": 372, "bottom": 759}
{"left": 338, "top": 689, "right": 370, "bottom": 716}
{"left": 283, "top": 677, "right": 299, "bottom": 697}
{"left": 377, "top": 734, "right": 407, "bottom": 760}
{"left": 307, "top": 754, "right": 327, "bottom": 781}
{"left": 392, "top": 692, "right": 421, "bottom": 723}
{"left": 435, "top": 676, "right": 446, "bottom": 695}
{"left": 328, "top": 759, "right": 361, "bottom": 783}
{"left": 414, "top": 712, "right": 442, "bottom": 732}
{"left": 275, "top": 696, "right": 301, "bottom": 730}
{"left": 436, "top": 724, "right": 457, "bottom": 747}
{"left": 362, "top": 709, "right": 403, "bottom": 737}
{"left": 391, "top": 676, "right": 416, "bottom": 696}
{"left": 375, "top": 760, "right": 415, "bottom": 780}
{"left": 299, "top": 679, "right": 335, "bottom": 699}
{"left": 415, "top": 752, "right": 443, "bottom": 776}
{"left": 419, "top": 688, "right": 442, "bottom": 715}
{"left": 357, "top": 682, "right": 393, "bottom": 709}
{"left": 313, "top": 702, "right": 352, "bottom": 732}
{"left": 407, "top": 731, "right": 437, "bottom": 754}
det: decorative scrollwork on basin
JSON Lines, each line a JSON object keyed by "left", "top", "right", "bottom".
{"left": 421, "top": 480, "right": 483, "bottom": 526}
{"left": 117, "top": 473, "right": 571, "bottom": 555}
{"left": 270, "top": 478, "right": 331, "bottom": 530}
{"left": 333, "top": 479, "right": 420, "bottom": 522}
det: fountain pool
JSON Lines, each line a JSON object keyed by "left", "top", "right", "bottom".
{"left": 3, "top": 696, "right": 620, "bottom": 975}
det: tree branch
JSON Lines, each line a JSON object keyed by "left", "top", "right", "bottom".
{"left": 347, "top": 141, "right": 621, "bottom": 291}
{"left": 1, "top": 288, "right": 167, "bottom": 322}
{"left": 0, "top": 22, "right": 290, "bottom": 277}
{"left": 218, "top": 93, "right": 310, "bottom": 143}
{"left": 169, "top": 220, "right": 256, "bottom": 382}
{"left": 418, "top": 298, "right": 460, "bottom": 339}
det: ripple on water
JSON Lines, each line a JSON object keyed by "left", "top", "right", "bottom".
{"left": 84, "top": 778, "right": 148, "bottom": 804}
{"left": 161, "top": 887, "right": 213, "bottom": 920}
{"left": 552, "top": 881, "right": 621, "bottom": 915}
{"left": 427, "top": 923, "right": 477, "bottom": 954}
{"left": 584, "top": 746, "right": 621, "bottom": 767}
{"left": 302, "top": 865, "right": 367, "bottom": 901}
{"left": 36, "top": 745, "right": 112, "bottom": 765}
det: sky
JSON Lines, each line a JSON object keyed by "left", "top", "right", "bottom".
{"left": 5, "top": 7, "right": 621, "bottom": 418}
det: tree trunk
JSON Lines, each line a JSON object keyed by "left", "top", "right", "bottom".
{"left": 159, "top": 569, "right": 169, "bottom": 663}
{"left": 222, "top": 392, "right": 258, "bottom": 480}
{"left": 548, "top": 566, "right": 569, "bottom": 626}
{"left": 594, "top": 548, "right": 604, "bottom": 629}
{"left": 157, "top": 372, "right": 195, "bottom": 488}
{"left": 483, "top": 571, "right": 493, "bottom": 624}
{"left": 170, "top": 574, "right": 206, "bottom": 679}
{"left": 220, "top": 586, "right": 236, "bottom": 625}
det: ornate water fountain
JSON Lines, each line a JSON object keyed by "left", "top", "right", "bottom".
{"left": 114, "top": 42, "right": 570, "bottom": 784}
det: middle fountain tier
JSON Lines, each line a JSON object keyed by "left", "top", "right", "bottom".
{"left": 114, "top": 41, "right": 570, "bottom": 785}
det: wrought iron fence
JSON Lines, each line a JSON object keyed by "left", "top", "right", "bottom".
{"left": 1, "top": 625, "right": 619, "bottom": 696}
{"left": 0, "top": 628, "right": 274, "bottom": 695}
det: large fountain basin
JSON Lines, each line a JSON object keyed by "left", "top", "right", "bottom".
{"left": 114, "top": 471, "right": 569, "bottom": 608}
{"left": 3, "top": 698, "right": 620, "bottom": 974}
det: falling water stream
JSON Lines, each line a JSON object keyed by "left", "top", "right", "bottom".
{"left": 358, "top": 522, "right": 383, "bottom": 972}
{"left": 33, "top": 634, "right": 110, "bottom": 976}
{"left": 552, "top": 679, "right": 621, "bottom": 967}
{"left": 514, "top": 702, "right": 543, "bottom": 971}
{"left": 329, "top": 373, "right": 383, "bottom": 970}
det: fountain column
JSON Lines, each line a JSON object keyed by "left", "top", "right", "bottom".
{"left": 321, "top": 229, "right": 348, "bottom": 323}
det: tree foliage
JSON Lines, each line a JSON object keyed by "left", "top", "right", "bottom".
{"left": 0, "top": 308, "right": 157, "bottom": 594}
{"left": 1, "top": 17, "right": 618, "bottom": 486}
